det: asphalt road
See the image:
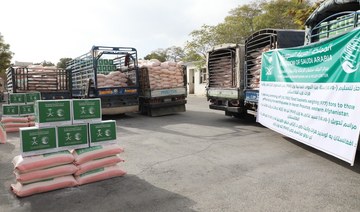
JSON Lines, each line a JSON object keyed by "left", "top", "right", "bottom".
{"left": 1, "top": 95, "right": 360, "bottom": 212}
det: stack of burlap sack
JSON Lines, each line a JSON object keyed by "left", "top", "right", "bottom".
{"left": 248, "top": 46, "right": 270, "bottom": 89}
{"left": 1, "top": 116, "right": 35, "bottom": 133}
{"left": 97, "top": 71, "right": 130, "bottom": 88}
{"left": 11, "top": 144, "right": 125, "bottom": 197}
{"left": 209, "top": 57, "right": 233, "bottom": 87}
{"left": 139, "top": 59, "right": 184, "bottom": 90}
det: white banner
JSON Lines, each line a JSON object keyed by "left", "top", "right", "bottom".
{"left": 258, "top": 29, "right": 360, "bottom": 165}
{"left": 258, "top": 82, "right": 360, "bottom": 165}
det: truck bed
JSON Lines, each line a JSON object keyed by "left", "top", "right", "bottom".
{"left": 6, "top": 66, "right": 71, "bottom": 99}
{"left": 138, "top": 65, "right": 187, "bottom": 116}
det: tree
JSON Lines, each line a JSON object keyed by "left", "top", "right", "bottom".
{"left": 215, "top": 4, "right": 262, "bottom": 44}
{"left": 182, "top": 0, "right": 310, "bottom": 65}
{"left": 144, "top": 49, "right": 167, "bottom": 62}
{"left": 185, "top": 25, "right": 217, "bottom": 59}
{"left": 0, "top": 33, "right": 13, "bottom": 75}
{"left": 255, "top": 0, "right": 311, "bottom": 30}
{"left": 165, "top": 46, "right": 185, "bottom": 62}
{"left": 184, "top": 25, "right": 218, "bottom": 67}
{"left": 288, "top": 0, "right": 324, "bottom": 29}
{"left": 34, "top": 61, "right": 55, "bottom": 66}
{"left": 57, "top": 58, "right": 72, "bottom": 69}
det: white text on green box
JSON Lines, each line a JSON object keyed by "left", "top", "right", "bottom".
{"left": 20, "top": 127, "right": 57, "bottom": 156}
{"left": 2, "top": 104, "right": 19, "bottom": 116}
{"left": 72, "top": 99, "right": 102, "bottom": 123}
{"left": 35, "top": 100, "right": 72, "bottom": 127}
{"left": 9, "top": 93, "right": 26, "bottom": 104}
{"left": 89, "top": 120, "right": 117, "bottom": 146}
{"left": 57, "top": 124, "right": 89, "bottom": 150}
{"left": 26, "top": 92, "right": 41, "bottom": 103}
{"left": 19, "top": 104, "right": 35, "bottom": 115}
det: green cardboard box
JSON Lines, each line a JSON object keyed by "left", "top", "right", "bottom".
{"left": 89, "top": 120, "right": 117, "bottom": 146}
{"left": 72, "top": 98, "right": 102, "bottom": 124}
{"left": 20, "top": 127, "right": 57, "bottom": 156}
{"left": 35, "top": 100, "right": 72, "bottom": 127}
{"left": 9, "top": 93, "right": 26, "bottom": 104}
{"left": 2, "top": 104, "right": 19, "bottom": 116}
{"left": 26, "top": 92, "right": 41, "bottom": 103}
{"left": 19, "top": 104, "right": 35, "bottom": 115}
{"left": 57, "top": 124, "right": 89, "bottom": 150}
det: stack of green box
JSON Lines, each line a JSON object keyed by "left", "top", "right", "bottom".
{"left": 72, "top": 98, "right": 117, "bottom": 147}
{"left": 97, "top": 59, "right": 116, "bottom": 74}
{"left": 20, "top": 98, "right": 118, "bottom": 156}
{"left": 318, "top": 22, "right": 329, "bottom": 40}
{"left": 2, "top": 92, "right": 40, "bottom": 117}
{"left": 1, "top": 92, "right": 40, "bottom": 133}
{"left": 318, "top": 12, "right": 358, "bottom": 41}
{"left": 21, "top": 99, "right": 74, "bottom": 156}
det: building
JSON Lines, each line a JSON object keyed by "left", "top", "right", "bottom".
{"left": 185, "top": 61, "right": 207, "bottom": 96}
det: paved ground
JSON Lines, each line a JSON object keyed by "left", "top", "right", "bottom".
{"left": 1, "top": 95, "right": 360, "bottom": 212}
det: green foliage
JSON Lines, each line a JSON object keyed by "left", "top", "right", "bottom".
{"left": 146, "top": 0, "right": 315, "bottom": 64}
{"left": 34, "top": 61, "right": 55, "bottom": 66}
{"left": 185, "top": 25, "right": 217, "bottom": 59}
{"left": 215, "top": 4, "right": 262, "bottom": 44}
{"left": 57, "top": 58, "right": 72, "bottom": 69}
{"left": 144, "top": 49, "right": 167, "bottom": 62}
{"left": 183, "top": 25, "right": 217, "bottom": 67}
{"left": 0, "top": 33, "right": 13, "bottom": 75}
{"left": 182, "top": 49, "right": 203, "bottom": 63}
{"left": 255, "top": 0, "right": 311, "bottom": 30}
{"left": 165, "top": 46, "right": 185, "bottom": 62}
{"left": 144, "top": 46, "right": 185, "bottom": 62}
{"left": 288, "top": 0, "right": 325, "bottom": 29}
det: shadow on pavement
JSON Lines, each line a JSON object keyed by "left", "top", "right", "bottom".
{"left": 284, "top": 137, "right": 360, "bottom": 174}
{"left": 16, "top": 175, "right": 196, "bottom": 212}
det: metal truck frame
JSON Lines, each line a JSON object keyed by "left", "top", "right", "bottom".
{"left": 66, "top": 46, "right": 139, "bottom": 115}
{"left": 6, "top": 66, "right": 71, "bottom": 100}
{"left": 206, "top": 43, "right": 246, "bottom": 118}
{"left": 244, "top": 29, "right": 305, "bottom": 116}
{"left": 304, "top": 0, "right": 360, "bottom": 45}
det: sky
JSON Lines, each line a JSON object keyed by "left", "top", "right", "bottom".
{"left": 0, "top": 0, "right": 249, "bottom": 64}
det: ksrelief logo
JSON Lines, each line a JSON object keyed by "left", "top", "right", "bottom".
{"left": 80, "top": 106, "right": 95, "bottom": 115}
{"left": 32, "top": 137, "right": 38, "bottom": 145}
{"left": 47, "top": 108, "right": 65, "bottom": 117}
{"left": 75, "top": 133, "right": 82, "bottom": 141}
{"left": 65, "top": 132, "right": 82, "bottom": 141}
{"left": 42, "top": 137, "right": 49, "bottom": 145}
{"left": 341, "top": 35, "right": 360, "bottom": 74}
{"left": 265, "top": 56, "right": 273, "bottom": 76}
{"left": 47, "top": 109, "right": 54, "bottom": 117}
{"left": 81, "top": 107, "right": 86, "bottom": 114}
{"left": 89, "top": 107, "right": 95, "bottom": 115}
{"left": 57, "top": 109, "right": 65, "bottom": 117}
{"left": 31, "top": 136, "right": 49, "bottom": 145}
{"left": 96, "top": 129, "right": 111, "bottom": 137}
{"left": 97, "top": 129, "right": 103, "bottom": 137}
{"left": 105, "top": 129, "right": 111, "bottom": 137}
